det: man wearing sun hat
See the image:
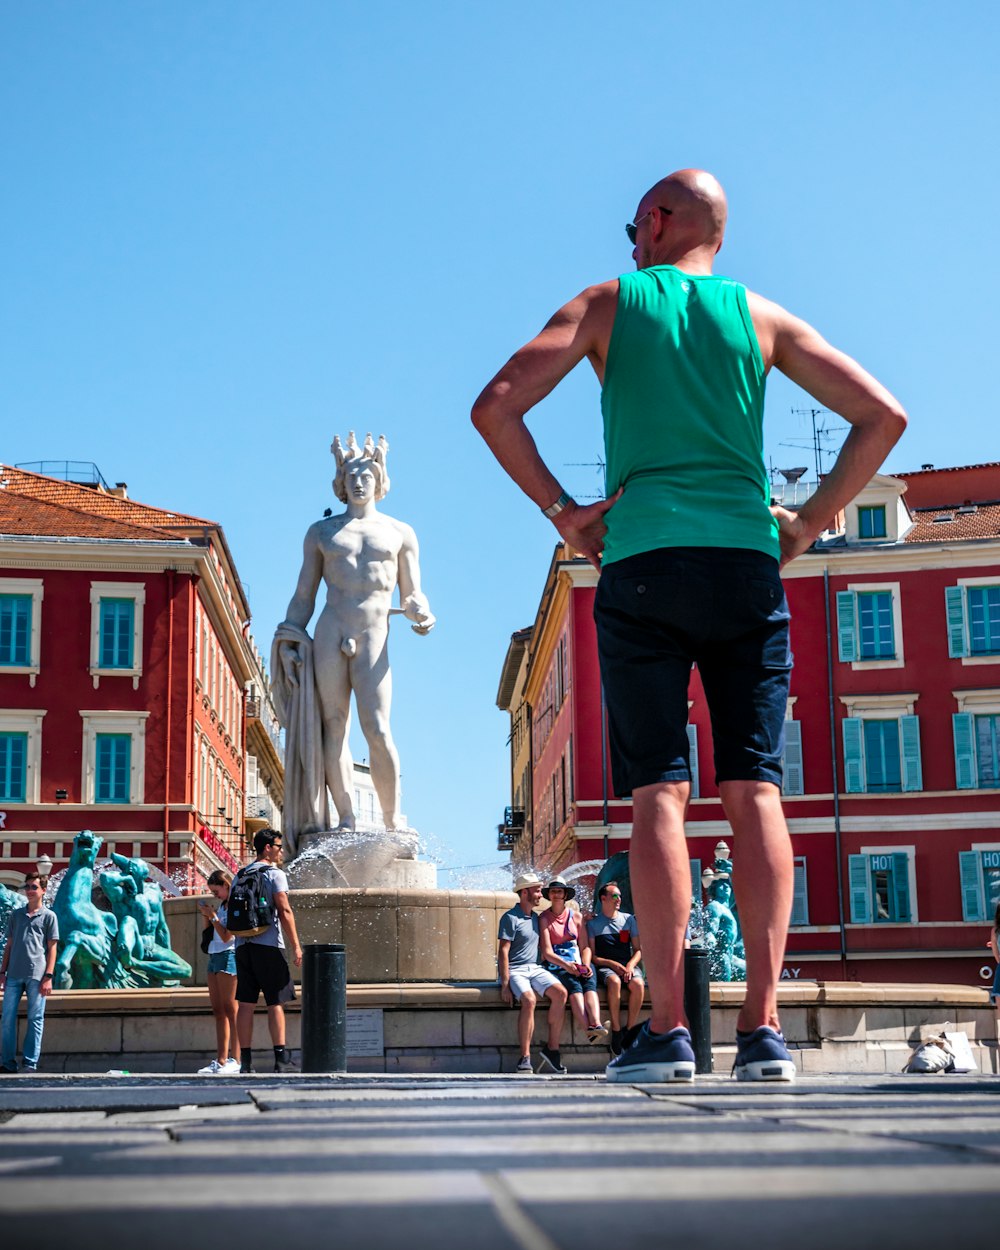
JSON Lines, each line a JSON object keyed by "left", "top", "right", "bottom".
{"left": 498, "top": 872, "right": 568, "bottom": 1073}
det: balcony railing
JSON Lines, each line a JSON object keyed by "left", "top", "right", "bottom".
{"left": 246, "top": 793, "right": 277, "bottom": 823}
{"left": 497, "top": 825, "right": 522, "bottom": 852}
{"left": 246, "top": 698, "right": 285, "bottom": 763}
{"left": 504, "top": 807, "right": 526, "bottom": 829}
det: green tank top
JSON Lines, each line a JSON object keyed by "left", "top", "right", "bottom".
{"left": 600, "top": 265, "right": 778, "bottom": 565}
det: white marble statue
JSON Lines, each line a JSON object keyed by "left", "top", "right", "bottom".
{"left": 271, "top": 432, "right": 435, "bottom": 854}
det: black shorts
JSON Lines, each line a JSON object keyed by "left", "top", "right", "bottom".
{"left": 235, "top": 943, "right": 296, "bottom": 1007}
{"left": 594, "top": 547, "right": 793, "bottom": 795}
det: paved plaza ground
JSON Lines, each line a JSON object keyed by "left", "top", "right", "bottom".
{"left": 1, "top": 1071, "right": 998, "bottom": 1249}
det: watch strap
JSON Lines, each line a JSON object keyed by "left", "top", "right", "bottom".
{"left": 542, "top": 490, "right": 574, "bottom": 519}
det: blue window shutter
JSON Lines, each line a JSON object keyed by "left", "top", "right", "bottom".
{"left": 686, "top": 723, "right": 699, "bottom": 799}
{"left": 900, "top": 715, "right": 922, "bottom": 792}
{"left": 959, "top": 850, "right": 986, "bottom": 922}
{"left": 0, "top": 595, "right": 31, "bottom": 666}
{"left": 843, "top": 718, "right": 865, "bottom": 793}
{"left": 945, "top": 586, "right": 968, "bottom": 657}
{"left": 848, "top": 854, "right": 871, "bottom": 923}
{"left": 791, "top": 860, "right": 809, "bottom": 926}
{"left": 836, "top": 592, "right": 858, "bottom": 662}
{"left": 100, "top": 599, "right": 134, "bottom": 668}
{"left": 953, "top": 713, "right": 977, "bottom": 789}
{"left": 782, "top": 720, "right": 804, "bottom": 796}
{"left": 96, "top": 734, "right": 131, "bottom": 802}
{"left": 0, "top": 732, "right": 27, "bottom": 802}
{"left": 892, "top": 852, "right": 912, "bottom": 922}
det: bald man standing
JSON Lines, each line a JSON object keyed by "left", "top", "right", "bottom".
{"left": 473, "top": 169, "right": 906, "bottom": 1083}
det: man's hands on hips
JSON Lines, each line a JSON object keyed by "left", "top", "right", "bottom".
{"left": 770, "top": 505, "right": 817, "bottom": 568}
{"left": 553, "top": 491, "right": 623, "bottom": 569}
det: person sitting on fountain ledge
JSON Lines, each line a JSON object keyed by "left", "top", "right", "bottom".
{"left": 233, "top": 830, "right": 303, "bottom": 1074}
{"left": 498, "top": 872, "right": 568, "bottom": 1074}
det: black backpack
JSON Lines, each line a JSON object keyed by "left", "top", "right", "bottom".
{"left": 226, "top": 863, "right": 274, "bottom": 938}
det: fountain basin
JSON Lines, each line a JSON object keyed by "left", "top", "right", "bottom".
{"left": 165, "top": 889, "right": 512, "bottom": 985}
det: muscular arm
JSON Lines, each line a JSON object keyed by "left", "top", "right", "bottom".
{"left": 472, "top": 282, "right": 622, "bottom": 568}
{"left": 396, "top": 523, "right": 435, "bottom": 634}
{"left": 274, "top": 892, "right": 303, "bottom": 966}
{"left": 748, "top": 293, "right": 908, "bottom": 565}
{"left": 498, "top": 938, "right": 514, "bottom": 1004}
{"left": 283, "top": 524, "right": 325, "bottom": 629}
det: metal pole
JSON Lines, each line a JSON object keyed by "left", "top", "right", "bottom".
{"left": 301, "top": 943, "right": 347, "bottom": 1073}
{"left": 684, "top": 947, "right": 713, "bottom": 1073}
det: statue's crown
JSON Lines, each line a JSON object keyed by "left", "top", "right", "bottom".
{"left": 331, "top": 431, "right": 388, "bottom": 469}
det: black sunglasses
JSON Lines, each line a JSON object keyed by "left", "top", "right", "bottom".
{"left": 626, "top": 205, "right": 672, "bottom": 245}
{"left": 23, "top": 884, "right": 42, "bottom": 891}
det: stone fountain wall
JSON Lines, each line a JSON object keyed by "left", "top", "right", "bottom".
{"left": 165, "top": 889, "right": 511, "bottom": 986}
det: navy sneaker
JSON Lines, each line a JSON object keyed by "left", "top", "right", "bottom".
{"left": 606, "top": 1023, "right": 695, "bottom": 1083}
{"left": 537, "top": 1046, "right": 568, "bottom": 1075}
{"left": 733, "top": 1026, "right": 796, "bottom": 1082}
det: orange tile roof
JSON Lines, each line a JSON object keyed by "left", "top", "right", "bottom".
{"left": 0, "top": 464, "right": 216, "bottom": 530}
{"left": 0, "top": 490, "right": 185, "bottom": 541}
{"left": 904, "top": 503, "right": 1000, "bottom": 543}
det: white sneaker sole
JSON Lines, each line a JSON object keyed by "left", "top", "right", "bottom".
{"left": 606, "top": 1061, "right": 695, "bottom": 1083}
{"left": 735, "top": 1059, "right": 796, "bottom": 1082}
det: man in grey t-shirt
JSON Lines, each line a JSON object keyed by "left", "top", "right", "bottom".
{"left": 498, "top": 872, "right": 567, "bottom": 1074}
{"left": 1, "top": 873, "right": 59, "bottom": 1073}
{"left": 233, "top": 830, "right": 303, "bottom": 1074}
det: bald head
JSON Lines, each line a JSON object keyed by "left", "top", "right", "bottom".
{"left": 637, "top": 169, "right": 728, "bottom": 256}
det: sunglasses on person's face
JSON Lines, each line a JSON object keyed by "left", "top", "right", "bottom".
{"left": 625, "top": 205, "right": 672, "bottom": 245}
{"left": 606, "top": 893, "right": 621, "bottom": 900}
{"left": 23, "top": 884, "right": 41, "bottom": 891}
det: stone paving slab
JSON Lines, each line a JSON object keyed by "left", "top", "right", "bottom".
{"left": 1, "top": 1073, "right": 999, "bottom": 1249}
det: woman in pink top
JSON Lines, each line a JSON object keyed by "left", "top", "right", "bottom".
{"left": 539, "top": 877, "right": 609, "bottom": 1045}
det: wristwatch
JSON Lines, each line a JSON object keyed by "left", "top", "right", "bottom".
{"left": 41, "top": 972, "right": 52, "bottom": 980}
{"left": 542, "top": 490, "right": 574, "bottom": 519}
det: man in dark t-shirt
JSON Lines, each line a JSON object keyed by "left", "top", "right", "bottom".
{"left": 1, "top": 873, "right": 58, "bottom": 1073}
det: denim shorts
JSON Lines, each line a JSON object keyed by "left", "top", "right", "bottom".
{"left": 594, "top": 547, "right": 793, "bottom": 795}
{"left": 548, "top": 965, "right": 598, "bottom": 996}
{"left": 208, "top": 949, "right": 237, "bottom": 977}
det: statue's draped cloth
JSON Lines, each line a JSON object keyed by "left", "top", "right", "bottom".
{"left": 270, "top": 623, "right": 330, "bottom": 855}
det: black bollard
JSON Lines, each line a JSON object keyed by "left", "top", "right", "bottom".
{"left": 301, "top": 943, "right": 347, "bottom": 1073}
{"left": 684, "top": 946, "right": 713, "bottom": 1073}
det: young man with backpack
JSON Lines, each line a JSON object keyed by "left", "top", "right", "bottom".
{"left": 229, "top": 829, "right": 303, "bottom": 1073}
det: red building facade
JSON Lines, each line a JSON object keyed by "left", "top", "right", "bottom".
{"left": 0, "top": 464, "right": 260, "bottom": 889}
{"left": 498, "top": 463, "right": 1000, "bottom": 986}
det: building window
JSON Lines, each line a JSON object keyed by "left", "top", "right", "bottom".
{"left": 0, "top": 711, "right": 45, "bottom": 803}
{"left": 858, "top": 505, "right": 887, "bottom": 539}
{"left": 0, "top": 579, "right": 44, "bottom": 685}
{"left": 686, "top": 723, "right": 700, "bottom": 799}
{"left": 843, "top": 715, "right": 922, "bottom": 793}
{"left": 856, "top": 592, "right": 895, "bottom": 659}
{"left": 99, "top": 599, "right": 135, "bottom": 668}
{"left": 946, "top": 582, "right": 1000, "bottom": 659}
{"left": 958, "top": 848, "right": 1000, "bottom": 921}
{"left": 781, "top": 719, "right": 804, "bottom": 796}
{"left": 0, "top": 596, "right": 31, "bottom": 665}
{"left": 0, "top": 732, "right": 27, "bottom": 802}
{"left": 837, "top": 586, "right": 902, "bottom": 666}
{"left": 849, "top": 851, "right": 913, "bottom": 923}
{"left": 791, "top": 857, "right": 809, "bottom": 926}
{"left": 953, "top": 712, "right": 1000, "bottom": 789}
{"left": 80, "top": 711, "right": 148, "bottom": 804}
{"left": 95, "top": 734, "right": 131, "bottom": 803}
{"left": 89, "top": 582, "right": 145, "bottom": 689}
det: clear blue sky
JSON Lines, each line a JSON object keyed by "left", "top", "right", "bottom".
{"left": 2, "top": 3, "right": 997, "bottom": 885}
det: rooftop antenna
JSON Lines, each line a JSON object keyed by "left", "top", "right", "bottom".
{"left": 565, "top": 454, "right": 607, "bottom": 499}
{"left": 781, "top": 407, "right": 842, "bottom": 481}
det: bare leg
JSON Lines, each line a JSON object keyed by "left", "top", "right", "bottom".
{"left": 544, "top": 983, "right": 567, "bottom": 1049}
{"left": 719, "top": 779, "right": 793, "bottom": 1033}
{"left": 266, "top": 1004, "right": 286, "bottom": 1047}
{"left": 626, "top": 977, "right": 645, "bottom": 1029}
{"left": 221, "top": 974, "right": 240, "bottom": 1062}
{"left": 207, "top": 973, "right": 229, "bottom": 1063}
{"left": 353, "top": 638, "right": 401, "bottom": 829}
{"left": 583, "top": 989, "right": 603, "bottom": 1028}
{"left": 567, "top": 992, "right": 588, "bottom": 1029}
{"left": 517, "top": 991, "right": 536, "bottom": 1058}
{"left": 604, "top": 974, "right": 622, "bottom": 1030}
{"left": 236, "top": 1001, "right": 255, "bottom": 1050}
{"left": 630, "top": 781, "right": 692, "bottom": 1034}
{"left": 313, "top": 641, "right": 356, "bottom": 829}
